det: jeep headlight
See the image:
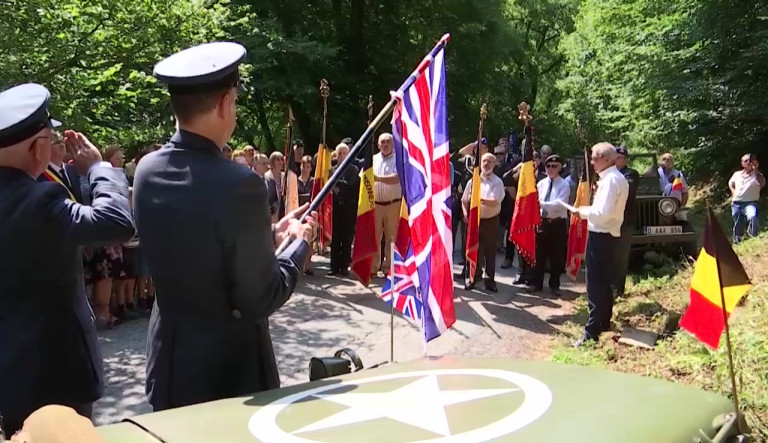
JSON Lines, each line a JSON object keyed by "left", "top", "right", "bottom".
{"left": 658, "top": 198, "right": 677, "bottom": 216}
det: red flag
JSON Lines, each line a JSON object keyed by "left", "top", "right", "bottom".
{"left": 565, "top": 167, "right": 589, "bottom": 280}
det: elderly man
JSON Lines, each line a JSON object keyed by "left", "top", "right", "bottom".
{"left": 729, "top": 153, "right": 765, "bottom": 243}
{"left": 529, "top": 155, "right": 571, "bottom": 295}
{"left": 462, "top": 152, "right": 505, "bottom": 292}
{"left": 613, "top": 146, "right": 640, "bottom": 297}
{"left": 658, "top": 153, "right": 688, "bottom": 206}
{"left": 573, "top": 142, "right": 629, "bottom": 346}
{"left": 329, "top": 143, "right": 359, "bottom": 276}
{"left": 372, "top": 133, "right": 401, "bottom": 277}
{"left": 0, "top": 84, "right": 134, "bottom": 434}
{"left": 37, "top": 130, "right": 83, "bottom": 202}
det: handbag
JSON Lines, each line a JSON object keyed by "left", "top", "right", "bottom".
{"left": 309, "top": 348, "right": 364, "bottom": 382}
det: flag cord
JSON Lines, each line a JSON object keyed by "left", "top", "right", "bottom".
{"left": 715, "top": 257, "right": 743, "bottom": 433}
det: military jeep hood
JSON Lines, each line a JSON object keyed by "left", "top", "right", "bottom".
{"left": 97, "top": 357, "right": 734, "bottom": 442}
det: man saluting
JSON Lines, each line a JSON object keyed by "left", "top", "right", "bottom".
{"left": 0, "top": 84, "right": 134, "bottom": 434}
{"left": 134, "top": 42, "right": 319, "bottom": 411}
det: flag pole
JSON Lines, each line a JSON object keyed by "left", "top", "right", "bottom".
{"left": 275, "top": 33, "right": 451, "bottom": 255}
{"left": 390, "top": 241, "right": 395, "bottom": 363}
{"left": 711, "top": 206, "right": 743, "bottom": 433}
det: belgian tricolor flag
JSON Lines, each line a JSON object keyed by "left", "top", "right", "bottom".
{"left": 680, "top": 208, "right": 751, "bottom": 349}
{"left": 509, "top": 125, "right": 540, "bottom": 265}
{"left": 565, "top": 161, "right": 589, "bottom": 280}
{"left": 312, "top": 143, "right": 333, "bottom": 249}
{"left": 465, "top": 146, "right": 482, "bottom": 283}
{"left": 351, "top": 140, "right": 377, "bottom": 286}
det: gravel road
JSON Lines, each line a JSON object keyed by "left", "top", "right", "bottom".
{"left": 93, "top": 254, "right": 583, "bottom": 425}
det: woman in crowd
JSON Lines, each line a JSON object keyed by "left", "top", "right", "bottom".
{"left": 232, "top": 149, "right": 248, "bottom": 165}
{"left": 265, "top": 152, "right": 285, "bottom": 223}
{"left": 298, "top": 155, "right": 315, "bottom": 275}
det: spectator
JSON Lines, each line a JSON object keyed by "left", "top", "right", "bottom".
{"left": 372, "top": 133, "right": 402, "bottom": 277}
{"left": 658, "top": 153, "right": 688, "bottom": 206}
{"left": 232, "top": 149, "right": 247, "bottom": 165}
{"left": 253, "top": 153, "right": 269, "bottom": 178}
{"left": 242, "top": 145, "right": 256, "bottom": 169}
{"left": 729, "top": 153, "right": 765, "bottom": 243}
{"left": 329, "top": 144, "right": 359, "bottom": 276}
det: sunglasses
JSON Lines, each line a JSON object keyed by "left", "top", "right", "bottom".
{"left": 545, "top": 164, "right": 560, "bottom": 169}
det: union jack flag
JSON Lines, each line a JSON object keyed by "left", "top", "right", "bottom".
{"left": 391, "top": 34, "right": 455, "bottom": 342}
{"left": 381, "top": 247, "right": 422, "bottom": 321}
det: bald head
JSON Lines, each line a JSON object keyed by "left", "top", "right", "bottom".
{"left": 0, "top": 128, "right": 51, "bottom": 177}
{"left": 590, "top": 142, "right": 617, "bottom": 173}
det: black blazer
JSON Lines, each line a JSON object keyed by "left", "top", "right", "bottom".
{"left": 0, "top": 165, "right": 133, "bottom": 434}
{"left": 37, "top": 163, "right": 84, "bottom": 203}
{"left": 133, "top": 130, "right": 309, "bottom": 411}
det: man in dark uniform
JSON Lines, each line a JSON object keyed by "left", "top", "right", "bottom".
{"left": 0, "top": 84, "right": 134, "bottom": 434}
{"left": 134, "top": 42, "right": 318, "bottom": 411}
{"left": 329, "top": 143, "right": 360, "bottom": 276}
{"left": 613, "top": 146, "right": 639, "bottom": 298}
{"left": 37, "top": 130, "right": 83, "bottom": 203}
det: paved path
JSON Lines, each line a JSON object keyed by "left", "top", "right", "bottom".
{"left": 93, "top": 254, "right": 583, "bottom": 425}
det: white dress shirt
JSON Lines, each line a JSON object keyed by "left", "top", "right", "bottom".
{"left": 373, "top": 152, "right": 402, "bottom": 202}
{"left": 537, "top": 175, "right": 570, "bottom": 219}
{"left": 729, "top": 170, "right": 762, "bottom": 202}
{"left": 462, "top": 173, "right": 504, "bottom": 218}
{"left": 578, "top": 165, "right": 628, "bottom": 237}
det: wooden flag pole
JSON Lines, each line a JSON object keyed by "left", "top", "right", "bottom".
{"left": 712, "top": 207, "right": 743, "bottom": 433}
{"left": 390, "top": 241, "right": 395, "bottom": 363}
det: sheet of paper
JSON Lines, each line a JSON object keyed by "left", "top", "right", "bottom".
{"left": 554, "top": 199, "right": 579, "bottom": 213}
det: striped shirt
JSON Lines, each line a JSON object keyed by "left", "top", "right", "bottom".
{"left": 373, "top": 152, "right": 402, "bottom": 202}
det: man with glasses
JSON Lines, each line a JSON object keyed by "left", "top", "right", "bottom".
{"left": 529, "top": 155, "right": 570, "bottom": 295}
{"left": 729, "top": 153, "right": 765, "bottom": 243}
{"left": 134, "top": 42, "right": 319, "bottom": 411}
{"left": 572, "top": 142, "right": 628, "bottom": 347}
{"left": 0, "top": 84, "right": 134, "bottom": 434}
{"left": 37, "top": 130, "right": 83, "bottom": 202}
{"left": 613, "top": 146, "right": 639, "bottom": 298}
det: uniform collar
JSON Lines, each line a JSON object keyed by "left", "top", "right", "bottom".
{"left": 170, "top": 129, "right": 222, "bottom": 155}
{"left": 0, "top": 166, "right": 36, "bottom": 182}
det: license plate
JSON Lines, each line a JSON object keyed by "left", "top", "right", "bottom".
{"left": 644, "top": 225, "right": 683, "bottom": 235}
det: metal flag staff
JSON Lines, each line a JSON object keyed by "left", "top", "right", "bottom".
{"left": 390, "top": 242, "right": 395, "bottom": 362}
{"left": 276, "top": 33, "right": 451, "bottom": 255}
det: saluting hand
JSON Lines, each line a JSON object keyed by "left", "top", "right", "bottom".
{"left": 63, "top": 130, "right": 103, "bottom": 175}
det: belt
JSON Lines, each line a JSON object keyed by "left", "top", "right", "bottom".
{"left": 480, "top": 215, "right": 500, "bottom": 220}
{"left": 541, "top": 217, "right": 566, "bottom": 223}
{"left": 376, "top": 199, "right": 401, "bottom": 206}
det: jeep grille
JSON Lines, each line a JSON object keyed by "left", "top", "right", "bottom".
{"left": 636, "top": 199, "right": 660, "bottom": 231}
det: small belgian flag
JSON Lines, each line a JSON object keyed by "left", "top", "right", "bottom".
{"left": 679, "top": 207, "right": 752, "bottom": 348}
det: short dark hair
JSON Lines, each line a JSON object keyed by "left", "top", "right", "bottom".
{"left": 170, "top": 89, "right": 229, "bottom": 123}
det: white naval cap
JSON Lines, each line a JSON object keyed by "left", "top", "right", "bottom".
{"left": 0, "top": 83, "right": 61, "bottom": 148}
{"left": 153, "top": 42, "right": 247, "bottom": 94}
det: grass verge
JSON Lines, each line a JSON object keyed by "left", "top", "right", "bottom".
{"left": 550, "top": 233, "right": 768, "bottom": 441}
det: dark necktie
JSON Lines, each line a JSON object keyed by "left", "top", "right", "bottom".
{"left": 542, "top": 179, "right": 553, "bottom": 218}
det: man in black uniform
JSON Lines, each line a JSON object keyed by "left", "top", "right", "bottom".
{"left": 329, "top": 142, "right": 360, "bottom": 276}
{"left": 134, "top": 42, "right": 319, "bottom": 411}
{"left": 0, "top": 84, "right": 134, "bottom": 434}
{"left": 613, "top": 146, "right": 639, "bottom": 298}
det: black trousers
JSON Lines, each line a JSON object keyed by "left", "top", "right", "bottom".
{"left": 531, "top": 218, "right": 568, "bottom": 290}
{"left": 585, "top": 232, "right": 618, "bottom": 339}
{"left": 613, "top": 223, "right": 633, "bottom": 296}
{"left": 330, "top": 205, "right": 356, "bottom": 272}
{"left": 466, "top": 216, "right": 499, "bottom": 283}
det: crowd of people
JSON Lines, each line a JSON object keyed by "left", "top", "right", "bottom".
{"left": 1, "top": 38, "right": 764, "bottom": 442}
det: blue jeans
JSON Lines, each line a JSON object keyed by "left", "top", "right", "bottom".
{"left": 731, "top": 201, "right": 759, "bottom": 243}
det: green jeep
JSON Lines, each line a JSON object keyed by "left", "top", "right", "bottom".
{"left": 629, "top": 154, "right": 698, "bottom": 259}
{"left": 97, "top": 357, "right": 747, "bottom": 442}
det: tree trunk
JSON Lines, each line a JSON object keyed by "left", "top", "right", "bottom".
{"left": 252, "top": 87, "right": 276, "bottom": 152}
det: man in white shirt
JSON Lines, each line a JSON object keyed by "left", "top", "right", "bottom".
{"left": 574, "top": 142, "right": 629, "bottom": 347}
{"left": 729, "top": 153, "right": 765, "bottom": 243}
{"left": 372, "top": 133, "right": 402, "bottom": 277}
{"left": 529, "top": 155, "right": 570, "bottom": 295}
{"left": 462, "top": 152, "right": 505, "bottom": 292}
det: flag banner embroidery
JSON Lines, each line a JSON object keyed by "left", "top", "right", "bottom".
{"left": 382, "top": 247, "right": 422, "bottom": 322}
{"left": 565, "top": 164, "right": 589, "bottom": 280}
{"left": 680, "top": 208, "right": 752, "bottom": 348}
{"left": 391, "top": 40, "right": 455, "bottom": 343}
{"left": 509, "top": 125, "right": 540, "bottom": 265}
{"left": 465, "top": 151, "right": 482, "bottom": 283}
{"left": 351, "top": 140, "right": 377, "bottom": 286}
{"left": 311, "top": 143, "right": 333, "bottom": 248}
